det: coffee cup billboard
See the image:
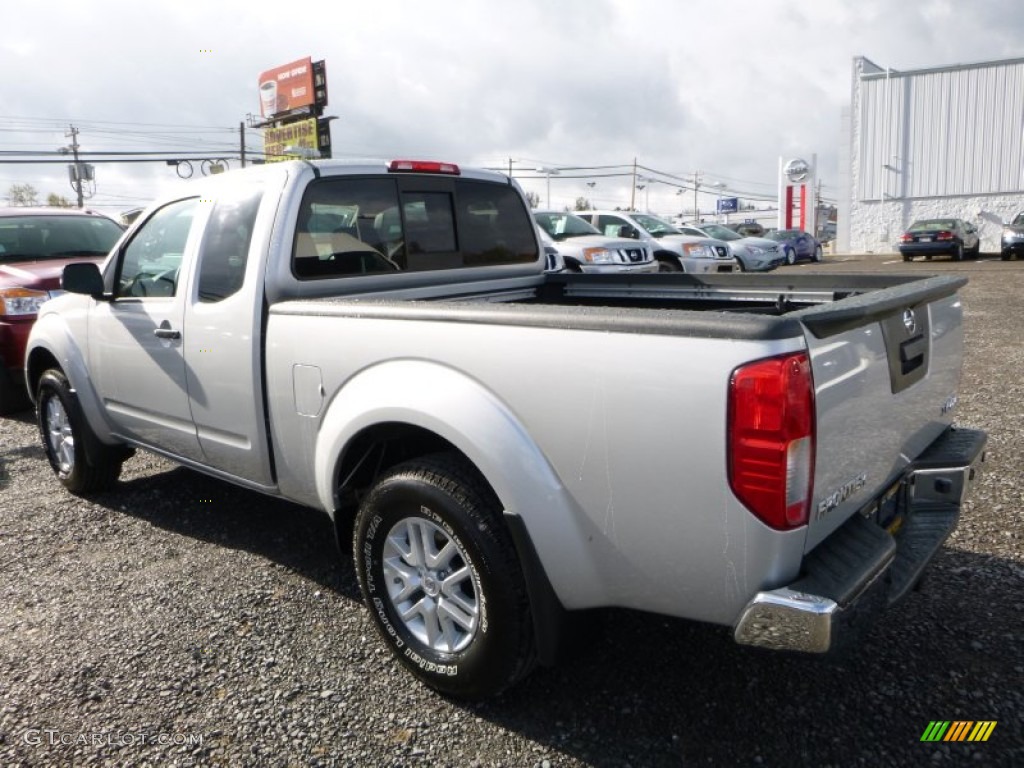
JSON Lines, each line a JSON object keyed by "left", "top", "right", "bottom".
{"left": 258, "top": 56, "right": 314, "bottom": 119}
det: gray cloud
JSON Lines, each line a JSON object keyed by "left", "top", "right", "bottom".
{"left": 2, "top": 0, "right": 1022, "bottom": 215}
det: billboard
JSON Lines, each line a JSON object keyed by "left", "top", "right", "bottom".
{"left": 717, "top": 197, "right": 739, "bottom": 213}
{"left": 263, "top": 118, "right": 318, "bottom": 162}
{"left": 258, "top": 57, "right": 315, "bottom": 119}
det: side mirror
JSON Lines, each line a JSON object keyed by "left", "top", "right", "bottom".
{"left": 618, "top": 225, "right": 636, "bottom": 239}
{"left": 62, "top": 262, "right": 105, "bottom": 297}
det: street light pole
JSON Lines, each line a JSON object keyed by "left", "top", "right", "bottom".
{"left": 536, "top": 167, "right": 560, "bottom": 208}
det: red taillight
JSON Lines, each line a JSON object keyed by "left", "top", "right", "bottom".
{"left": 900, "top": 233, "right": 914, "bottom": 243}
{"left": 728, "top": 352, "right": 815, "bottom": 530}
{"left": 388, "top": 160, "right": 461, "bottom": 175}
{"left": 936, "top": 231, "right": 954, "bottom": 241}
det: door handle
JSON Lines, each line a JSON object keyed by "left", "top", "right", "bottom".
{"left": 154, "top": 326, "right": 181, "bottom": 340}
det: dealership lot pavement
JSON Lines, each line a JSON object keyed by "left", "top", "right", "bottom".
{"left": 1, "top": 254, "right": 1021, "bottom": 767}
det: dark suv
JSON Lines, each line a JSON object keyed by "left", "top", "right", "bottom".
{"left": 0, "top": 208, "right": 123, "bottom": 413}
{"left": 1001, "top": 212, "right": 1024, "bottom": 261}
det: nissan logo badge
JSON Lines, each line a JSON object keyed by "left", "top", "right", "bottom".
{"left": 903, "top": 308, "right": 917, "bottom": 335}
{"left": 784, "top": 158, "right": 810, "bottom": 183}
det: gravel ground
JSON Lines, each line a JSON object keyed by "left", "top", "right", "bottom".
{"left": 1, "top": 254, "right": 1021, "bottom": 767}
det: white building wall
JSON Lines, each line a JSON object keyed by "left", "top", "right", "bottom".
{"left": 844, "top": 56, "right": 1024, "bottom": 253}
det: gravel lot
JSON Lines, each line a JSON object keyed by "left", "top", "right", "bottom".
{"left": 1, "top": 254, "right": 1021, "bottom": 767}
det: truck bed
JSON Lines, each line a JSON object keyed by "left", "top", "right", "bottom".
{"left": 272, "top": 271, "right": 966, "bottom": 342}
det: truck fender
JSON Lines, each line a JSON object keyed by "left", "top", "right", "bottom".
{"left": 26, "top": 312, "right": 118, "bottom": 447}
{"left": 313, "top": 360, "right": 603, "bottom": 624}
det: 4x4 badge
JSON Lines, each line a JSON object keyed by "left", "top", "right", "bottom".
{"left": 903, "top": 308, "right": 917, "bottom": 335}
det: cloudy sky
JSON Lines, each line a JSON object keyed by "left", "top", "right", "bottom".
{"left": 2, "top": 0, "right": 1022, "bottom": 218}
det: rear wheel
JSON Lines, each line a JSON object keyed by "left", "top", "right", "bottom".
{"left": 36, "top": 369, "right": 123, "bottom": 494}
{"left": 1002, "top": 250, "right": 1012, "bottom": 261}
{"left": 353, "top": 453, "right": 536, "bottom": 699}
{"left": 813, "top": 244, "right": 823, "bottom": 262}
{"left": 952, "top": 244, "right": 964, "bottom": 261}
{"left": 902, "top": 253, "right": 912, "bottom": 262}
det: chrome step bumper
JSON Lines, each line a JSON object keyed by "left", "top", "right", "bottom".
{"left": 734, "top": 427, "right": 986, "bottom": 653}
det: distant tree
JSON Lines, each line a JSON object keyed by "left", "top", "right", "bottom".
{"left": 525, "top": 191, "right": 541, "bottom": 209}
{"left": 47, "top": 193, "right": 73, "bottom": 208}
{"left": 573, "top": 196, "right": 592, "bottom": 211}
{"left": 7, "top": 183, "right": 39, "bottom": 206}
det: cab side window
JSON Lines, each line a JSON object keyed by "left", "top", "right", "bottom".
{"left": 117, "top": 198, "right": 198, "bottom": 298}
{"left": 196, "top": 187, "right": 263, "bottom": 303}
{"left": 455, "top": 180, "right": 538, "bottom": 266}
{"left": 293, "top": 179, "right": 404, "bottom": 278}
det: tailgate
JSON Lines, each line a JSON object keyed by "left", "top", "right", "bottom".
{"left": 798, "top": 276, "right": 967, "bottom": 551}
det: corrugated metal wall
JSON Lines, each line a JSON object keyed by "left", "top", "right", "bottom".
{"left": 856, "top": 59, "right": 1024, "bottom": 201}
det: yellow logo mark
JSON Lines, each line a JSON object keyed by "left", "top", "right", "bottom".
{"left": 921, "top": 721, "right": 997, "bottom": 742}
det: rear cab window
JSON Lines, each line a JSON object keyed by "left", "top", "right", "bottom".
{"left": 292, "top": 175, "right": 538, "bottom": 280}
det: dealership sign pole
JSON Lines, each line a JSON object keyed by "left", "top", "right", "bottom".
{"left": 778, "top": 154, "right": 817, "bottom": 232}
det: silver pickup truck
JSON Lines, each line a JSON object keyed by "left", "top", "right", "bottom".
{"left": 26, "top": 159, "right": 986, "bottom": 699}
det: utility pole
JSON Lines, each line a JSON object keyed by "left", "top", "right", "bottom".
{"left": 693, "top": 170, "right": 702, "bottom": 223}
{"left": 240, "top": 122, "right": 247, "bottom": 168}
{"left": 66, "top": 125, "right": 84, "bottom": 208}
{"left": 630, "top": 157, "right": 637, "bottom": 210}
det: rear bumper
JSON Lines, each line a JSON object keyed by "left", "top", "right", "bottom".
{"left": 898, "top": 242, "right": 961, "bottom": 258}
{"left": 733, "top": 427, "right": 987, "bottom": 653}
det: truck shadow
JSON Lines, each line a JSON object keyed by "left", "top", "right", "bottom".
{"left": 471, "top": 546, "right": 1021, "bottom": 766}
{"left": 101, "top": 464, "right": 360, "bottom": 601}
{"left": 92, "top": 462, "right": 1019, "bottom": 765}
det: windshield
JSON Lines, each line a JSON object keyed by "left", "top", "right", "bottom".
{"left": 534, "top": 212, "right": 600, "bottom": 241}
{"left": 767, "top": 229, "right": 800, "bottom": 242}
{"left": 632, "top": 213, "right": 680, "bottom": 237}
{"left": 700, "top": 224, "right": 741, "bottom": 241}
{"left": 909, "top": 220, "right": 956, "bottom": 232}
{"left": 1013, "top": 213, "right": 1024, "bottom": 227}
{"left": 0, "top": 215, "right": 123, "bottom": 262}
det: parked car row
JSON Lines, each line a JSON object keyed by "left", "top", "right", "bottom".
{"left": 0, "top": 207, "right": 124, "bottom": 413}
{"left": 534, "top": 211, "right": 657, "bottom": 274}
{"left": 677, "top": 223, "right": 784, "bottom": 272}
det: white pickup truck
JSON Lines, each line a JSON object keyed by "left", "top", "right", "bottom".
{"left": 26, "top": 159, "right": 986, "bottom": 699}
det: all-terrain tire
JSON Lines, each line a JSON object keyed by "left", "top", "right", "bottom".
{"left": 353, "top": 453, "right": 536, "bottom": 699}
{"left": 36, "top": 369, "right": 123, "bottom": 494}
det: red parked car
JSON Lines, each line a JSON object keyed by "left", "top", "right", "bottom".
{"left": 0, "top": 208, "right": 124, "bottom": 413}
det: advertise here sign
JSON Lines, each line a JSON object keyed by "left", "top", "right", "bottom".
{"left": 263, "top": 118, "right": 318, "bottom": 162}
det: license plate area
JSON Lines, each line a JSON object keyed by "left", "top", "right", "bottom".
{"left": 861, "top": 479, "right": 906, "bottom": 533}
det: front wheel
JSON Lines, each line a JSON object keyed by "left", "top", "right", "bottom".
{"left": 785, "top": 248, "right": 796, "bottom": 265}
{"left": 37, "top": 369, "right": 123, "bottom": 494}
{"left": 656, "top": 257, "right": 682, "bottom": 273}
{"left": 353, "top": 453, "right": 536, "bottom": 699}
